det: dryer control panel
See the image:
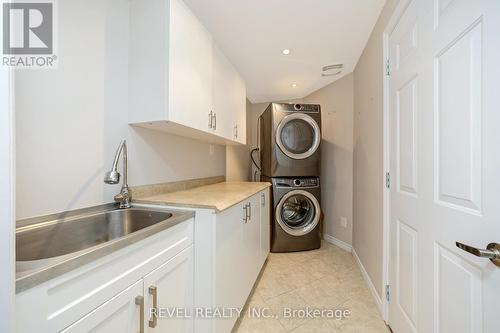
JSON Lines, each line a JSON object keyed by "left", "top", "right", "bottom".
{"left": 273, "top": 177, "right": 320, "bottom": 188}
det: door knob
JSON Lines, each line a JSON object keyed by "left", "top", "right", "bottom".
{"left": 456, "top": 242, "right": 500, "bottom": 267}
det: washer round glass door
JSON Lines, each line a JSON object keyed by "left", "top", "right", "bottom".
{"left": 275, "top": 113, "right": 321, "bottom": 160}
{"left": 276, "top": 190, "right": 320, "bottom": 236}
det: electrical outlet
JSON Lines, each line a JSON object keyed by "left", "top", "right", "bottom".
{"left": 340, "top": 217, "right": 348, "bottom": 228}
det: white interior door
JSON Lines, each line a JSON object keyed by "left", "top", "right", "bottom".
{"left": 388, "top": 1, "right": 419, "bottom": 332}
{"left": 388, "top": 0, "right": 500, "bottom": 332}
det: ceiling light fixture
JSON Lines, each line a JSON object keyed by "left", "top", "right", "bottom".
{"left": 291, "top": 83, "right": 297, "bottom": 88}
{"left": 282, "top": 49, "right": 291, "bottom": 55}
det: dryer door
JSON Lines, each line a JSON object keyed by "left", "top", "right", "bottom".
{"left": 276, "top": 190, "right": 320, "bottom": 236}
{"left": 275, "top": 113, "right": 321, "bottom": 160}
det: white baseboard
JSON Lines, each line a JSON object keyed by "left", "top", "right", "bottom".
{"left": 323, "top": 234, "right": 352, "bottom": 252}
{"left": 352, "top": 249, "right": 384, "bottom": 316}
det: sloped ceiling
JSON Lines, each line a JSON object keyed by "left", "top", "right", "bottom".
{"left": 183, "top": 0, "right": 386, "bottom": 103}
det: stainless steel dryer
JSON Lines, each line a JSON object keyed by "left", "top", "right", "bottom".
{"left": 263, "top": 176, "right": 321, "bottom": 252}
{"left": 259, "top": 103, "right": 321, "bottom": 177}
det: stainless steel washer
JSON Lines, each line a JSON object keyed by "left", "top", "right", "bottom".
{"left": 264, "top": 176, "right": 321, "bottom": 252}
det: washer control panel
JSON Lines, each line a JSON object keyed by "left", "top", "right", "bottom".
{"left": 273, "top": 177, "right": 320, "bottom": 188}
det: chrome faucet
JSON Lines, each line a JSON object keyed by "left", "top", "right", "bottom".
{"left": 104, "top": 139, "right": 131, "bottom": 208}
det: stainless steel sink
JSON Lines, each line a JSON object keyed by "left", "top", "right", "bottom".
{"left": 16, "top": 207, "right": 173, "bottom": 262}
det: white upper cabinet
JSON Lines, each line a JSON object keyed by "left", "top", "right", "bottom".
{"left": 233, "top": 75, "right": 247, "bottom": 144}
{"left": 129, "top": 0, "right": 246, "bottom": 145}
{"left": 169, "top": 0, "right": 213, "bottom": 133}
{"left": 212, "top": 44, "right": 247, "bottom": 143}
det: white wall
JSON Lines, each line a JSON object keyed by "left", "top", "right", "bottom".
{"left": 352, "top": 0, "right": 399, "bottom": 299}
{"left": 304, "top": 74, "right": 354, "bottom": 245}
{"left": 15, "top": 0, "right": 226, "bottom": 219}
{"left": 0, "top": 67, "right": 15, "bottom": 333}
{"left": 247, "top": 101, "right": 272, "bottom": 181}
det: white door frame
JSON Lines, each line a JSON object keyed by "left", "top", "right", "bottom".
{"left": 0, "top": 67, "right": 15, "bottom": 332}
{"left": 382, "top": 0, "right": 413, "bottom": 325}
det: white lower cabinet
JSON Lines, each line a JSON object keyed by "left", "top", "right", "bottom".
{"left": 17, "top": 188, "right": 271, "bottom": 333}
{"left": 211, "top": 188, "right": 270, "bottom": 333}
{"left": 242, "top": 193, "right": 262, "bottom": 291}
{"left": 64, "top": 247, "right": 194, "bottom": 333}
{"left": 143, "top": 246, "right": 194, "bottom": 333}
{"left": 260, "top": 189, "right": 271, "bottom": 266}
{"left": 61, "top": 280, "right": 143, "bottom": 333}
{"left": 16, "top": 218, "right": 194, "bottom": 333}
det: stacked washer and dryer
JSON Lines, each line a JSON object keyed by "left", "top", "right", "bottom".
{"left": 259, "top": 103, "right": 322, "bottom": 252}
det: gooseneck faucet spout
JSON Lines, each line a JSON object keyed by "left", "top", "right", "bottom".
{"left": 104, "top": 139, "right": 131, "bottom": 208}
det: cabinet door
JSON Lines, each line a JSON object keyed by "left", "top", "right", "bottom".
{"left": 143, "top": 246, "right": 194, "bottom": 333}
{"left": 61, "top": 280, "right": 143, "bottom": 333}
{"left": 212, "top": 44, "right": 235, "bottom": 139}
{"left": 259, "top": 189, "right": 270, "bottom": 265}
{"left": 212, "top": 44, "right": 246, "bottom": 143}
{"left": 169, "top": 0, "right": 212, "bottom": 132}
{"left": 244, "top": 194, "right": 261, "bottom": 286}
{"left": 215, "top": 202, "right": 246, "bottom": 333}
{"left": 233, "top": 75, "right": 247, "bottom": 144}
{"left": 212, "top": 44, "right": 246, "bottom": 142}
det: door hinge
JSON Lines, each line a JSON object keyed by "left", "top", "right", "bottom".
{"left": 385, "top": 172, "right": 391, "bottom": 189}
{"left": 385, "top": 284, "right": 391, "bottom": 302}
{"left": 385, "top": 59, "right": 391, "bottom": 77}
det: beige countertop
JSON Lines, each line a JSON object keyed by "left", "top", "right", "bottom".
{"left": 134, "top": 181, "right": 271, "bottom": 212}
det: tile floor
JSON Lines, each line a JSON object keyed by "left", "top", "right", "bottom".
{"left": 232, "top": 242, "right": 389, "bottom": 333}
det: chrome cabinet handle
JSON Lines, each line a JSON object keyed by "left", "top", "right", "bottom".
{"left": 148, "top": 286, "right": 158, "bottom": 328}
{"left": 261, "top": 193, "right": 265, "bottom": 206}
{"left": 212, "top": 113, "right": 217, "bottom": 130}
{"left": 243, "top": 203, "right": 251, "bottom": 222}
{"left": 135, "top": 296, "right": 144, "bottom": 333}
{"left": 234, "top": 124, "right": 238, "bottom": 138}
{"left": 456, "top": 242, "right": 500, "bottom": 267}
{"left": 208, "top": 111, "right": 213, "bottom": 129}
{"left": 245, "top": 203, "right": 249, "bottom": 222}
{"left": 246, "top": 203, "right": 251, "bottom": 221}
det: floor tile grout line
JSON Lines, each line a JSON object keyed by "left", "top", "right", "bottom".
{"left": 235, "top": 242, "right": 387, "bottom": 333}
